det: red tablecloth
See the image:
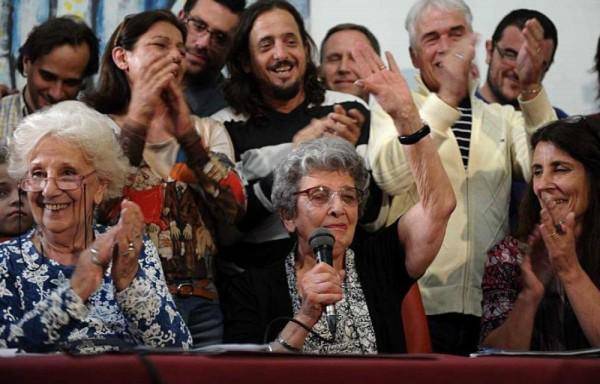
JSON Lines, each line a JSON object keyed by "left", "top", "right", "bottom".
{"left": 1, "top": 352, "right": 598, "bottom": 384}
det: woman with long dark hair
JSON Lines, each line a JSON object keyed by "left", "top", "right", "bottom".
{"left": 481, "top": 115, "right": 600, "bottom": 350}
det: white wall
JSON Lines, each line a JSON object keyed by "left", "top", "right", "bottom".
{"left": 310, "top": 0, "right": 600, "bottom": 114}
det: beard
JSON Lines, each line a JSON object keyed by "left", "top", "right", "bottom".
{"left": 269, "top": 80, "right": 302, "bottom": 101}
{"left": 486, "top": 68, "right": 520, "bottom": 110}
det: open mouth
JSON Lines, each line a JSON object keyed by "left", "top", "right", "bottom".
{"left": 270, "top": 61, "right": 295, "bottom": 77}
{"left": 43, "top": 203, "right": 70, "bottom": 211}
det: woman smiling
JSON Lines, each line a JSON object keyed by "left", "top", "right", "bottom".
{"left": 481, "top": 115, "right": 600, "bottom": 351}
{"left": 0, "top": 101, "right": 191, "bottom": 353}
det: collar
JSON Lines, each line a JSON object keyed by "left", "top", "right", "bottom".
{"left": 413, "top": 73, "right": 480, "bottom": 99}
{"left": 19, "top": 86, "right": 32, "bottom": 117}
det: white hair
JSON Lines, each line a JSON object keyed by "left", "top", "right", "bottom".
{"left": 9, "top": 100, "right": 132, "bottom": 200}
{"left": 405, "top": 0, "right": 473, "bottom": 48}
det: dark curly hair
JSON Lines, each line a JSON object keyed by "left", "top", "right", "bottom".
{"left": 223, "top": 0, "right": 325, "bottom": 117}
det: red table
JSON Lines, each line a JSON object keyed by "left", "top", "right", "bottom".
{"left": 1, "top": 352, "right": 598, "bottom": 384}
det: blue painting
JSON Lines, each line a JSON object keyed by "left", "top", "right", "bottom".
{"left": 0, "top": 0, "right": 310, "bottom": 89}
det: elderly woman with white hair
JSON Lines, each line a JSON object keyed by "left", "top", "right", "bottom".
{"left": 0, "top": 101, "right": 192, "bottom": 353}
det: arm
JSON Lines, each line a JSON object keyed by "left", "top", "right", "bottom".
{"left": 352, "top": 46, "right": 456, "bottom": 279}
{"left": 116, "top": 239, "right": 192, "bottom": 348}
{"left": 0, "top": 259, "right": 91, "bottom": 352}
{"left": 480, "top": 239, "right": 545, "bottom": 350}
{"left": 538, "top": 206, "right": 600, "bottom": 346}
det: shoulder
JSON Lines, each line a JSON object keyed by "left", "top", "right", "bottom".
{"left": 321, "top": 90, "right": 369, "bottom": 110}
{"left": 210, "top": 106, "right": 248, "bottom": 124}
{"left": 486, "top": 236, "right": 522, "bottom": 266}
{"left": 0, "top": 93, "right": 20, "bottom": 109}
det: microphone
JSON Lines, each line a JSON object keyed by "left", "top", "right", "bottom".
{"left": 309, "top": 227, "right": 337, "bottom": 337}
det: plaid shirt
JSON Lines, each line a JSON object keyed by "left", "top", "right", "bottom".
{"left": 0, "top": 89, "right": 28, "bottom": 142}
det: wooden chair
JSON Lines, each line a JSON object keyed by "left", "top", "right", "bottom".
{"left": 401, "top": 283, "right": 432, "bottom": 353}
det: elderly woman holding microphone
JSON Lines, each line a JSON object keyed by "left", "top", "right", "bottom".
{"left": 222, "top": 45, "right": 456, "bottom": 353}
{"left": 0, "top": 101, "right": 191, "bottom": 353}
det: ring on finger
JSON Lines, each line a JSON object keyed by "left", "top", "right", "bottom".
{"left": 378, "top": 64, "right": 386, "bottom": 71}
{"left": 90, "top": 247, "right": 109, "bottom": 269}
{"left": 549, "top": 231, "right": 560, "bottom": 240}
{"left": 127, "top": 241, "right": 136, "bottom": 253}
{"left": 453, "top": 52, "right": 465, "bottom": 60}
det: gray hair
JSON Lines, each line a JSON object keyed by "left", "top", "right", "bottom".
{"left": 9, "top": 100, "right": 131, "bottom": 200}
{"left": 271, "top": 137, "right": 370, "bottom": 220}
{"left": 405, "top": 0, "right": 473, "bottom": 48}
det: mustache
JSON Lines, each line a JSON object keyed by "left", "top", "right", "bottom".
{"left": 268, "top": 59, "right": 295, "bottom": 71}
{"left": 187, "top": 46, "right": 209, "bottom": 57}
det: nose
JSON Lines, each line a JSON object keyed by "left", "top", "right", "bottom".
{"left": 48, "top": 82, "right": 66, "bottom": 102}
{"left": 7, "top": 187, "right": 22, "bottom": 207}
{"left": 193, "top": 31, "right": 211, "bottom": 49}
{"left": 273, "top": 40, "right": 289, "bottom": 61}
{"left": 533, "top": 170, "right": 554, "bottom": 196}
{"left": 327, "top": 193, "right": 346, "bottom": 217}
{"left": 41, "top": 177, "right": 62, "bottom": 198}
{"left": 438, "top": 35, "right": 451, "bottom": 53}
{"left": 170, "top": 47, "right": 184, "bottom": 64}
{"left": 338, "top": 55, "right": 351, "bottom": 73}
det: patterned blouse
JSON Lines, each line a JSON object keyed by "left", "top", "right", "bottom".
{"left": 285, "top": 248, "right": 378, "bottom": 354}
{"left": 0, "top": 226, "right": 192, "bottom": 353}
{"left": 481, "top": 236, "right": 590, "bottom": 350}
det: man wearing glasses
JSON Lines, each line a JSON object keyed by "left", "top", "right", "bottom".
{"left": 179, "top": 0, "right": 246, "bottom": 116}
{"left": 477, "top": 9, "right": 567, "bottom": 118}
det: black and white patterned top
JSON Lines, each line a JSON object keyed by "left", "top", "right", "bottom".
{"left": 453, "top": 98, "right": 473, "bottom": 169}
{"left": 285, "top": 248, "right": 377, "bottom": 354}
{"left": 0, "top": 226, "right": 192, "bottom": 353}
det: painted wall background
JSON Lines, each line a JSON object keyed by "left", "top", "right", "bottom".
{"left": 0, "top": 0, "right": 309, "bottom": 90}
{"left": 1, "top": 1, "right": 596, "bottom": 114}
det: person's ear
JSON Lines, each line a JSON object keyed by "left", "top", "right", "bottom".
{"left": 93, "top": 181, "right": 108, "bottom": 206}
{"left": 112, "top": 46, "right": 129, "bottom": 71}
{"left": 409, "top": 46, "right": 419, "bottom": 68}
{"left": 22, "top": 56, "right": 33, "bottom": 77}
{"left": 485, "top": 39, "right": 493, "bottom": 65}
{"left": 281, "top": 212, "right": 296, "bottom": 234}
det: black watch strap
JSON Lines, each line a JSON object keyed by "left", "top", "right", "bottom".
{"left": 398, "top": 125, "right": 431, "bottom": 145}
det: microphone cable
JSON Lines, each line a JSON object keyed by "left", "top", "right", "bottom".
{"left": 263, "top": 316, "right": 335, "bottom": 346}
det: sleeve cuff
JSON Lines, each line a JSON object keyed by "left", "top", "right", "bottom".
{"left": 419, "top": 93, "right": 461, "bottom": 134}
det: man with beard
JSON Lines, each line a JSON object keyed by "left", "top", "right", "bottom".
{"left": 212, "top": 0, "right": 386, "bottom": 268}
{"left": 369, "top": 0, "right": 557, "bottom": 355}
{"left": 477, "top": 9, "right": 567, "bottom": 118}
{"left": 477, "top": 9, "right": 566, "bottom": 234}
{"left": 0, "top": 16, "right": 98, "bottom": 141}
{"left": 179, "top": 0, "right": 245, "bottom": 116}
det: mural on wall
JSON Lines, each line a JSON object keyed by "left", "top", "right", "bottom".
{"left": 0, "top": 0, "right": 310, "bottom": 90}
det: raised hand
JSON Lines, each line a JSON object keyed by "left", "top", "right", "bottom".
{"left": 125, "top": 54, "right": 182, "bottom": 126}
{"left": 351, "top": 43, "right": 421, "bottom": 135}
{"left": 111, "top": 199, "right": 144, "bottom": 291}
{"left": 297, "top": 263, "right": 344, "bottom": 328}
{"left": 70, "top": 228, "right": 119, "bottom": 301}
{"left": 161, "top": 80, "right": 195, "bottom": 140}
{"left": 517, "top": 18, "right": 547, "bottom": 94}
{"left": 519, "top": 226, "right": 552, "bottom": 302}
{"left": 538, "top": 197, "right": 580, "bottom": 281}
{"left": 435, "top": 33, "right": 477, "bottom": 107}
{"left": 325, "top": 104, "right": 363, "bottom": 145}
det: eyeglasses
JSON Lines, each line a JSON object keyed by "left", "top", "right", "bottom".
{"left": 20, "top": 171, "right": 97, "bottom": 192}
{"left": 294, "top": 185, "right": 362, "bottom": 207}
{"left": 494, "top": 45, "right": 518, "bottom": 62}
{"left": 184, "top": 15, "right": 229, "bottom": 48}
{"left": 495, "top": 44, "right": 551, "bottom": 71}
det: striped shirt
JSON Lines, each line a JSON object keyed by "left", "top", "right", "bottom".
{"left": 453, "top": 98, "right": 472, "bottom": 169}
